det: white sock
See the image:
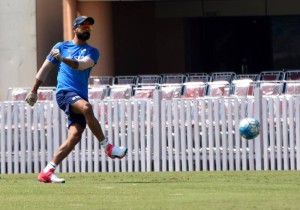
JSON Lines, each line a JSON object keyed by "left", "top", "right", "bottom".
{"left": 100, "top": 138, "right": 109, "bottom": 149}
{"left": 44, "top": 162, "right": 57, "bottom": 173}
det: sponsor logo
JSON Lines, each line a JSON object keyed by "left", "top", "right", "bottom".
{"left": 72, "top": 96, "right": 80, "bottom": 100}
{"left": 68, "top": 49, "right": 87, "bottom": 61}
{"left": 74, "top": 56, "right": 85, "bottom": 61}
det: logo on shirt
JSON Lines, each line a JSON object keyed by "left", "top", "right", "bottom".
{"left": 74, "top": 49, "right": 87, "bottom": 61}
{"left": 72, "top": 96, "right": 81, "bottom": 101}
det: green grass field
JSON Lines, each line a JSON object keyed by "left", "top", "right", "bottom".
{"left": 0, "top": 171, "right": 300, "bottom": 210}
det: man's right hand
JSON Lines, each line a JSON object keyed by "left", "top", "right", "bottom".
{"left": 25, "top": 92, "right": 38, "bottom": 106}
{"left": 51, "top": 49, "right": 63, "bottom": 61}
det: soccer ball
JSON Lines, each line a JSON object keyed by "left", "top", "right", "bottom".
{"left": 239, "top": 118, "right": 260, "bottom": 140}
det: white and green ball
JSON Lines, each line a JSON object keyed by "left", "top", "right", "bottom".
{"left": 239, "top": 118, "right": 260, "bottom": 140}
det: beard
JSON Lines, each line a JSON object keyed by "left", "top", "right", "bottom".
{"left": 76, "top": 31, "right": 90, "bottom": 40}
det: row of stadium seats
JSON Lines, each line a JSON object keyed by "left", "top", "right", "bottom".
{"left": 88, "top": 79, "right": 299, "bottom": 100}
{"left": 7, "top": 87, "right": 56, "bottom": 101}
{"left": 88, "top": 70, "right": 300, "bottom": 99}
{"left": 89, "top": 70, "right": 299, "bottom": 86}
{"left": 7, "top": 70, "right": 300, "bottom": 101}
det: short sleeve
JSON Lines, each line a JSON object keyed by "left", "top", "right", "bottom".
{"left": 46, "top": 42, "right": 64, "bottom": 64}
{"left": 87, "top": 47, "right": 100, "bottom": 64}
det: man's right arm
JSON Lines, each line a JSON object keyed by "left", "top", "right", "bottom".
{"left": 51, "top": 49, "right": 95, "bottom": 70}
{"left": 25, "top": 59, "right": 56, "bottom": 106}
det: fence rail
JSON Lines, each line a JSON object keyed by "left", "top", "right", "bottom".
{"left": 1, "top": 89, "right": 300, "bottom": 174}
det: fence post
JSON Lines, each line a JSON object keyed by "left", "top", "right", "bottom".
{"left": 153, "top": 89, "right": 162, "bottom": 171}
{"left": 0, "top": 102, "right": 5, "bottom": 174}
{"left": 254, "top": 87, "right": 263, "bottom": 170}
{"left": 296, "top": 97, "right": 300, "bottom": 170}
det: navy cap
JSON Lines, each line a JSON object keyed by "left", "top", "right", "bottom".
{"left": 73, "top": 16, "right": 94, "bottom": 27}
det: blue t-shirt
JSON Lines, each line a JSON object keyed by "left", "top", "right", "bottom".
{"left": 47, "top": 40, "right": 100, "bottom": 99}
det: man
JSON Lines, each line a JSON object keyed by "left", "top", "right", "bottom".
{"left": 25, "top": 16, "right": 127, "bottom": 183}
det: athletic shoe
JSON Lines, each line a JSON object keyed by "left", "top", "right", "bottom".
{"left": 105, "top": 144, "right": 128, "bottom": 159}
{"left": 38, "top": 168, "right": 65, "bottom": 183}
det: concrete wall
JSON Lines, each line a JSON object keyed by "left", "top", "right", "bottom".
{"left": 0, "top": 0, "right": 37, "bottom": 100}
{"left": 2, "top": 0, "right": 300, "bottom": 100}
{"left": 112, "top": 2, "right": 185, "bottom": 75}
{"left": 112, "top": 2, "right": 157, "bottom": 75}
{"left": 77, "top": 2, "right": 115, "bottom": 76}
{"left": 155, "top": 18, "right": 185, "bottom": 74}
{"left": 36, "top": 0, "right": 63, "bottom": 86}
{"left": 156, "top": 0, "right": 300, "bottom": 17}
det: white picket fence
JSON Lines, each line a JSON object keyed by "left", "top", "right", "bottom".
{"left": 1, "top": 89, "right": 300, "bottom": 174}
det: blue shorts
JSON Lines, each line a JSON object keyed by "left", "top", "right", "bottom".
{"left": 56, "top": 90, "right": 87, "bottom": 129}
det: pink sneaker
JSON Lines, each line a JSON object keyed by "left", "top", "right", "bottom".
{"left": 38, "top": 168, "right": 65, "bottom": 183}
{"left": 105, "top": 144, "right": 128, "bottom": 159}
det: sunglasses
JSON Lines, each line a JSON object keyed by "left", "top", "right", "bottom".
{"left": 77, "top": 24, "right": 93, "bottom": 30}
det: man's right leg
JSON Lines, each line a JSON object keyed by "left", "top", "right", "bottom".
{"left": 38, "top": 123, "right": 84, "bottom": 183}
{"left": 70, "top": 99, "right": 127, "bottom": 159}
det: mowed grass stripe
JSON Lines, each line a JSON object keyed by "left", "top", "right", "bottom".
{"left": 0, "top": 171, "right": 300, "bottom": 210}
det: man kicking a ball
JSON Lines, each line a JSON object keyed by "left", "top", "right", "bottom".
{"left": 25, "top": 16, "right": 127, "bottom": 183}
